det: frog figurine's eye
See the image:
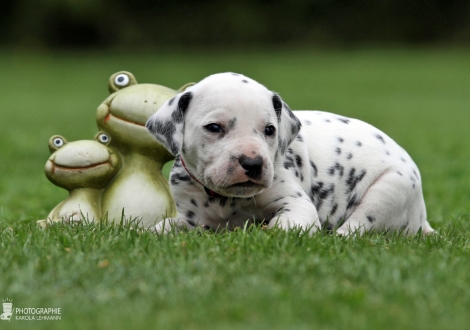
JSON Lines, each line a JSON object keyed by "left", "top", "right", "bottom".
{"left": 95, "top": 132, "right": 111, "bottom": 145}
{"left": 53, "top": 137, "right": 65, "bottom": 148}
{"left": 114, "top": 74, "right": 130, "bottom": 87}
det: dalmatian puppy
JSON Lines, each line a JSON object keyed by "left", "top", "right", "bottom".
{"left": 146, "top": 72, "right": 434, "bottom": 235}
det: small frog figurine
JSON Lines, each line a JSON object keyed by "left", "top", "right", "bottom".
{"left": 96, "top": 71, "right": 192, "bottom": 227}
{"left": 38, "top": 132, "right": 120, "bottom": 226}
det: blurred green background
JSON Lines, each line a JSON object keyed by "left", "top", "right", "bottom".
{"left": 1, "top": 0, "right": 470, "bottom": 50}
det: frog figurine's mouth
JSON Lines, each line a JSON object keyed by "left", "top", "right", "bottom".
{"left": 103, "top": 104, "right": 146, "bottom": 128}
{"left": 49, "top": 159, "right": 113, "bottom": 174}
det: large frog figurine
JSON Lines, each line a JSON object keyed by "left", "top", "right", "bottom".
{"left": 96, "top": 71, "right": 191, "bottom": 227}
{"left": 39, "top": 132, "right": 120, "bottom": 226}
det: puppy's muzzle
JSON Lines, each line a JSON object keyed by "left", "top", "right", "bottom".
{"left": 239, "top": 155, "right": 263, "bottom": 179}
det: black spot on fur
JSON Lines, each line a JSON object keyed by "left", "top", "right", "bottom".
{"left": 325, "top": 119, "right": 331, "bottom": 123}
{"left": 176, "top": 91, "right": 193, "bottom": 119}
{"left": 331, "top": 203, "right": 338, "bottom": 215}
{"left": 272, "top": 94, "right": 283, "bottom": 122}
{"left": 311, "top": 183, "right": 335, "bottom": 210}
{"left": 310, "top": 160, "right": 318, "bottom": 177}
{"left": 148, "top": 120, "right": 179, "bottom": 155}
{"left": 304, "top": 120, "right": 311, "bottom": 125}
{"left": 296, "top": 191, "right": 302, "bottom": 197}
{"left": 327, "top": 162, "right": 344, "bottom": 177}
{"left": 319, "top": 184, "right": 334, "bottom": 200}
{"left": 346, "top": 168, "right": 366, "bottom": 192}
{"left": 335, "top": 147, "right": 341, "bottom": 155}
{"left": 291, "top": 123, "right": 299, "bottom": 135}
{"left": 173, "top": 157, "right": 182, "bottom": 167}
{"left": 357, "top": 141, "right": 362, "bottom": 147}
{"left": 347, "top": 153, "right": 353, "bottom": 160}
{"left": 242, "top": 79, "right": 248, "bottom": 83}
{"left": 367, "top": 215, "right": 376, "bottom": 223}
{"left": 187, "top": 220, "right": 196, "bottom": 227}
{"left": 219, "top": 197, "right": 228, "bottom": 207}
{"left": 347, "top": 193, "right": 359, "bottom": 209}
{"left": 228, "top": 117, "right": 237, "bottom": 130}
{"left": 170, "top": 172, "right": 191, "bottom": 185}
{"left": 284, "top": 155, "right": 295, "bottom": 170}
{"left": 295, "top": 155, "right": 303, "bottom": 168}
{"left": 375, "top": 134, "right": 386, "bottom": 144}
{"left": 338, "top": 137, "right": 344, "bottom": 143}
{"left": 168, "top": 97, "right": 176, "bottom": 106}
{"left": 186, "top": 211, "right": 195, "bottom": 219}
{"left": 401, "top": 157, "right": 407, "bottom": 163}
{"left": 204, "top": 200, "right": 210, "bottom": 208}
{"left": 337, "top": 117, "right": 350, "bottom": 124}
{"left": 310, "top": 181, "right": 324, "bottom": 196}
{"left": 278, "top": 139, "right": 288, "bottom": 154}
{"left": 227, "top": 166, "right": 235, "bottom": 176}
{"left": 296, "top": 134, "right": 303, "bottom": 142}
{"left": 190, "top": 199, "right": 198, "bottom": 207}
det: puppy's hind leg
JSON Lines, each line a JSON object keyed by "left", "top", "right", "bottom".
{"left": 336, "top": 169, "right": 432, "bottom": 236}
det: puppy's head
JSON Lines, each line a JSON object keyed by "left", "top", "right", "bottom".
{"left": 146, "top": 73, "right": 301, "bottom": 198}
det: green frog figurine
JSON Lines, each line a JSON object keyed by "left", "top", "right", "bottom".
{"left": 39, "top": 132, "right": 120, "bottom": 226}
{"left": 96, "top": 71, "right": 192, "bottom": 227}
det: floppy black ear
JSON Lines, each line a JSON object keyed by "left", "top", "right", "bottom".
{"left": 146, "top": 91, "right": 193, "bottom": 156}
{"left": 272, "top": 93, "right": 301, "bottom": 155}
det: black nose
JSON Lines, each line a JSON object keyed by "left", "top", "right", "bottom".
{"left": 239, "top": 155, "right": 263, "bottom": 179}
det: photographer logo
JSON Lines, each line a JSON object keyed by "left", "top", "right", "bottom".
{"left": 1, "top": 298, "right": 13, "bottom": 321}
{"left": 1, "top": 298, "right": 61, "bottom": 321}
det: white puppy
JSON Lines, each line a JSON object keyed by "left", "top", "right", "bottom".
{"left": 146, "top": 73, "right": 434, "bottom": 235}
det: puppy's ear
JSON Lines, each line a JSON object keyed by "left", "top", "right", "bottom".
{"left": 146, "top": 91, "right": 193, "bottom": 156}
{"left": 272, "top": 93, "right": 301, "bottom": 155}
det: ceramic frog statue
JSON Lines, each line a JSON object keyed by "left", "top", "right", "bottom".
{"left": 96, "top": 71, "right": 192, "bottom": 227}
{"left": 39, "top": 132, "right": 120, "bottom": 226}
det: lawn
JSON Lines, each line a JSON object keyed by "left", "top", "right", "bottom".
{"left": 0, "top": 47, "right": 469, "bottom": 329}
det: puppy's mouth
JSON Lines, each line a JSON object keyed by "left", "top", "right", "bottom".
{"left": 211, "top": 179, "right": 269, "bottom": 198}
{"left": 229, "top": 181, "right": 260, "bottom": 189}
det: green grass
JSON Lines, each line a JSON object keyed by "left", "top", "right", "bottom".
{"left": 1, "top": 47, "right": 470, "bottom": 329}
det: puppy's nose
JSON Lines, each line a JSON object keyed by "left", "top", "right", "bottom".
{"left": 239, "top": 155, "right": 263, "bottom": 179}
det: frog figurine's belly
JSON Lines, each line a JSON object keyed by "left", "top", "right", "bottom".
{"left": 47, "top": 188, "right": 102, "bottom": 223}
{"left": 101, "top": 155, "right": 176, "bottom": 227}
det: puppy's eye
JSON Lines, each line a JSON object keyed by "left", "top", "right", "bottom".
{"left": 204, "top": 123, "right": 224, "bottom": 133}
{"left": 264, "top": 125, "right": 276, "bottom": 136}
